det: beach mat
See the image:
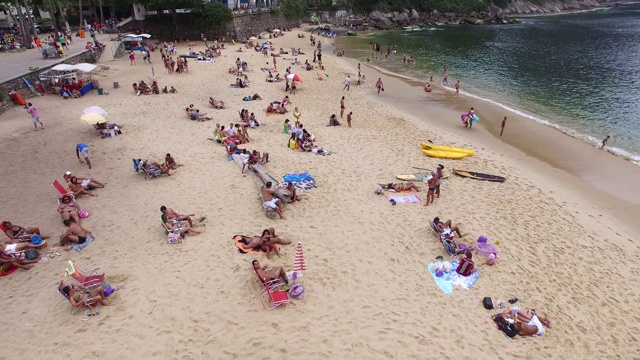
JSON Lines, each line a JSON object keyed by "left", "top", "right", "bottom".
{"left": 234, "top": 235, "right": 279, "bottom": 254}
{"left": 427, "top": 260, "right": 479, "bottom": 294}
{"left": 491, "top": 314, "right": 545, "bottom": 340}
{"left": 0, "top": 266, "right": 18, "bottom": 278}
{"left": 71, "top": 236, "right": 93, "bottom": 252}
{"left": 386, "top": 194, "right": 421, "bottom": 203}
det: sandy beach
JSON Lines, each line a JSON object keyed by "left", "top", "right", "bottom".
{"left": 1, "top": 29, "right": 639, "bottom": 359}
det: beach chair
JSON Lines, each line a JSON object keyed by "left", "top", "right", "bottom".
{"left": 65, "top": 260, "right": 104, "bottom": 289}
{"left": 52, "top": 180, "right": 73, "bottom": 197}
{"left": 57, "top": 280, "right": 96, "bottom": 314}
{"left": 429, "top": 220, "right": 454, "bottom": 242}
{"left": 259, "top": 280, "right": 289, "bottom": 311}
{"left": 138, "top": 160, "right": 163, "bottom": 180}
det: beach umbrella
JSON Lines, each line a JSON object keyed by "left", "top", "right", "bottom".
{"left": 82, "top": 106, "right": 107, "bottom": 117}
{"left": 286, "top": 73, "right": 302, "bottom": 83}
{"left": 293, "top": 242, "right": 307, "bottom": 271}
{"left": 80, "top": 113, "right": 106, "bottom": 124}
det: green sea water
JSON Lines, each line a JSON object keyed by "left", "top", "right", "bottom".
{"left": 344, "top": 4, "right": 640, "bottom": 164}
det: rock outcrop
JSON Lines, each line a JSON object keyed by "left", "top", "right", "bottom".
{"left": 360, "top": 0, "right": 602, "bottom": 30}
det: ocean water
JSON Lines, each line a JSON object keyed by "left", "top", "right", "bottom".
{"left": 344, "top": 4, "right": 640, "bottom": 164}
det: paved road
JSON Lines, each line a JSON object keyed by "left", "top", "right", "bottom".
{"left": 0, "top": 33, "right": 113, "bottom": 83}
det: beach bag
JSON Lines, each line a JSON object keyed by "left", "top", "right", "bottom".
{"left": 289, "top": 284, "right": 305, "bottom": 299}
{"left": 24, "top": 248, "right": 39, "bottom": 260}
{"left": 483, "top": 297, "right": 494, "bottom": 310}
{"left": 497, "top": 321, "right": 518, "bottom": 338}
{"left": 30, "top": 234, "right": 43, "bottom": 245}
{"left": 167, "top": 232, "right": 182, "bottom": 244}
{"left": 79, "top": 209, "right": 89, "bottom": 218}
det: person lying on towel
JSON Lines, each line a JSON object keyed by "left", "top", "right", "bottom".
{"left": 381, "top": 182, "right": 420, "bottom": 192}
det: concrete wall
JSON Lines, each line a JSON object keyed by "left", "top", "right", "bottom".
{"left": 0, "top": 49, "right": 103, "bottom": 115}
{"left": 230, "top": 12, "right": 302, "bottom": 40}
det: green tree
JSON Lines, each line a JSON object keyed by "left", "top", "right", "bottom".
{"left": 282, "top": 0, "right": 306, "bottom": 19}
{"left": 194, "top": 0, "right": 232, "bottom": 36}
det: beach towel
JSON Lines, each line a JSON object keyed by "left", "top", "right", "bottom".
{"left": 386, "top": 194, "right": 421, "bottom": 204}
{"left": 0, "top": 266, "right": 18, "bottom": 278}
{"left": 71, "top": 236, "right": 93, "bottom": 252}
{"left": 426, "top": 260, "right": 479, "bottom": 294}
{"left": 491, "top": 315, "right": 545, "bottom": 340}
{"left": 283, "top": 173, "right": 317, "bottom": 190}
{"left": 234, "top": 235, "right": 279, "bottom": 254}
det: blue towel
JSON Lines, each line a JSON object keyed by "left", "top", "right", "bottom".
{"left": 427, "top": 263, "right": 453, "bottom": 294}
{"left": 71, "top": 236, "right": 93, "bottom": 252}
{"left": 427, "top": 260, "right": 479, "bottom": 294}
{"left": 283, "top": 172, "right": 315, "bottom": 183}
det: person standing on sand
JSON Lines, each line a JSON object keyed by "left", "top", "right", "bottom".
{"left": 76, "top": 143, "right": 92, "bottom": 169}
{"left": 25, "top": 103, "right": 44, "bottom": 130}
{"left": 313, "top": 50, "right": 317, "bottom": 63}
{"left": 344, "top": 75, "right": 350, "bottom": 91}
{"left": 376, "top": 78, "right": 383, "bottom": 96}
{"left": 500, "top": 117, "right": 507, "bottom": 137}
{"left": 455, "top": 81, "right": 460, "bottom": 97}
{"left": 600, "top": 135, "right": 610, "bottom": 149}
{"left": 317, "top": 50, "right": 322, "bottom": 63}
{"left": 424, "top": 174, "right": 438, "bottom": 206}
{"left": 443, "top": 70, "right": 448, "bottom": 85}
{"left": 347, "top": 112, "right": 353, "bottom": 128}
{"left": 340, "top": 96, "right": 346, "bottom": 118}
{"left": 129, "top": 51, "right": 136, "bottom": 65}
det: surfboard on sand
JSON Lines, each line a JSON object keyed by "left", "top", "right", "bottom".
{"left": 453, "top": 169, "right": 506, "bottom": 182}
{"left": 396, "top": 173, "right": 449, "bottom": 182}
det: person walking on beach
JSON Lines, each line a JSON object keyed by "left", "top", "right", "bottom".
{"left": 340, "top": 96, "right": 346, "bottom": 118}
{"left": 500, "top": 117, "right": 507, "bottom": 137}
{"left": 76, "top": 143, "right": 92, "bottom": 169}
{"left": 347, "top": 112, "right": 353, "bottom": 128}
{"left": 343, "top": 76, "right": 350, "bottom": 91}
{"left": 376, "top": 78, "right": 383, "bottom": 96}
{"left": 129, "top": 51, "right": 136, "bottom": 65}
{"left": 25, "top": 103, "right": 44, "bottom": 130}
{"left": 600, "top": 135, "right": 610, "bottom": 149}
{"left": 454, "top": 81, "right": 460, "bottom": 97}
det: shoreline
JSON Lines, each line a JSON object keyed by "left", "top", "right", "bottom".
{"left": 333, "top": 38, "right": 640, "bottom": 206}
{"left": 331, "top": 37, "right": 640, "bottom": 234}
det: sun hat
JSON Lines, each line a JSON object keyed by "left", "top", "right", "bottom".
{"left": 65, "top": 171, "right": 71, "bottom": 175}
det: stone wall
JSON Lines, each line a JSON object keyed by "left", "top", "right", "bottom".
{"left": 230, "top": 12, "right": 302, "bottom": 40}
{"left": 0, "top": 49, "right": 103, "bottom": 115}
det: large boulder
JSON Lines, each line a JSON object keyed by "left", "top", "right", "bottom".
{"left": 369, "top": 11, "right": 395, "bottom": 29}
{"left": 411, "top": 8, "right": 420, "bottom": 20}
{"left": 396, "top": 12, "right": 411, "bottom": 26}
{"left": 444, "top": 12, "right": 456, "bottom": 18}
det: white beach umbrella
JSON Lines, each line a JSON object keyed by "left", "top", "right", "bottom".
{"left": 82, "top": 106, "right": 108, "bottom": 117}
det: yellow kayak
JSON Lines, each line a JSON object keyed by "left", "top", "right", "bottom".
{"left": 421, "top": 142, "right": 475, "bottom": 156}
{"left": 422, "top": 149, "right": 468, "bottom": 159}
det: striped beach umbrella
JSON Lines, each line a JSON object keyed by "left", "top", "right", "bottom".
{"left": 293, "top": 241, "right": 307, "bottom": 271}
{"left": 82, "top": 106, "right": 108, "bottom": 117}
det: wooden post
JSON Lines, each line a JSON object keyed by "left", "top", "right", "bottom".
{"left": 231, "top": 154, "right": 276, "bottom": 218}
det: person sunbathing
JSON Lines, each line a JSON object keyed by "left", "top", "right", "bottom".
{"left": 2, "top": 221, "right": 48, "bottom": 241}
{"left": 252, "top": 259, "right": 288, "bottom": 284}
{"left": 164, "top": 218, "right": 202, "bottom": 236}
{"left": 433, "top": 217, "right": 463, "bottom": 238}
{"left": 2, "top": 242, "right": 44, "bottom": 262}
{"left": 209, "top": 97, "right": 226, "bottom": 109}
{"left": 260, "top": 228, "right": 292, "bottom": 259}
{"left": 57, "top": 195, "right": 81, "bottom": 225}
{"left": 382, "top": 182, "right": 420, "bottom": 192}
{"left": 164, "top": 153, "right": 182, "bottom": 170}
{"left": 63, "top": 172, "right": 106, "bottom": 190}
{"left": 59, "top": 220, "right": 93, "bottom": 250}
{"left": 169, "top": 86, "right": 177, "bottom": 93}
{"left": 191, "top": 109, "right": 212, "bottom": 121}
{"left": 144, "top": 160, "right": 171, "bottom": 176}
{"left": 161, "top": 206, "right": 195, "bottom": 227}
{"left": 67, "top": 177, "right": 97, "bottom": 197}
{"left": 132, "top": 83, "right": 140, "bottom": 95}
{"left": 62, "top": 283, "right": 109, "bottom": 307}
{"left": 445, "top": 238, "right": 475, "bottom": 255}
{"left": 0, "top": 256, "right": 34, "bottom": 273}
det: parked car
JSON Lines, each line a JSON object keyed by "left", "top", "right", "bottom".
{"left": 35, "top": 25, "right": 54, "bottom": 34}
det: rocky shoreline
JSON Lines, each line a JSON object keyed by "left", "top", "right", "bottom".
{"left": 360, "top": 0, "right": 604, "bottom": 29}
